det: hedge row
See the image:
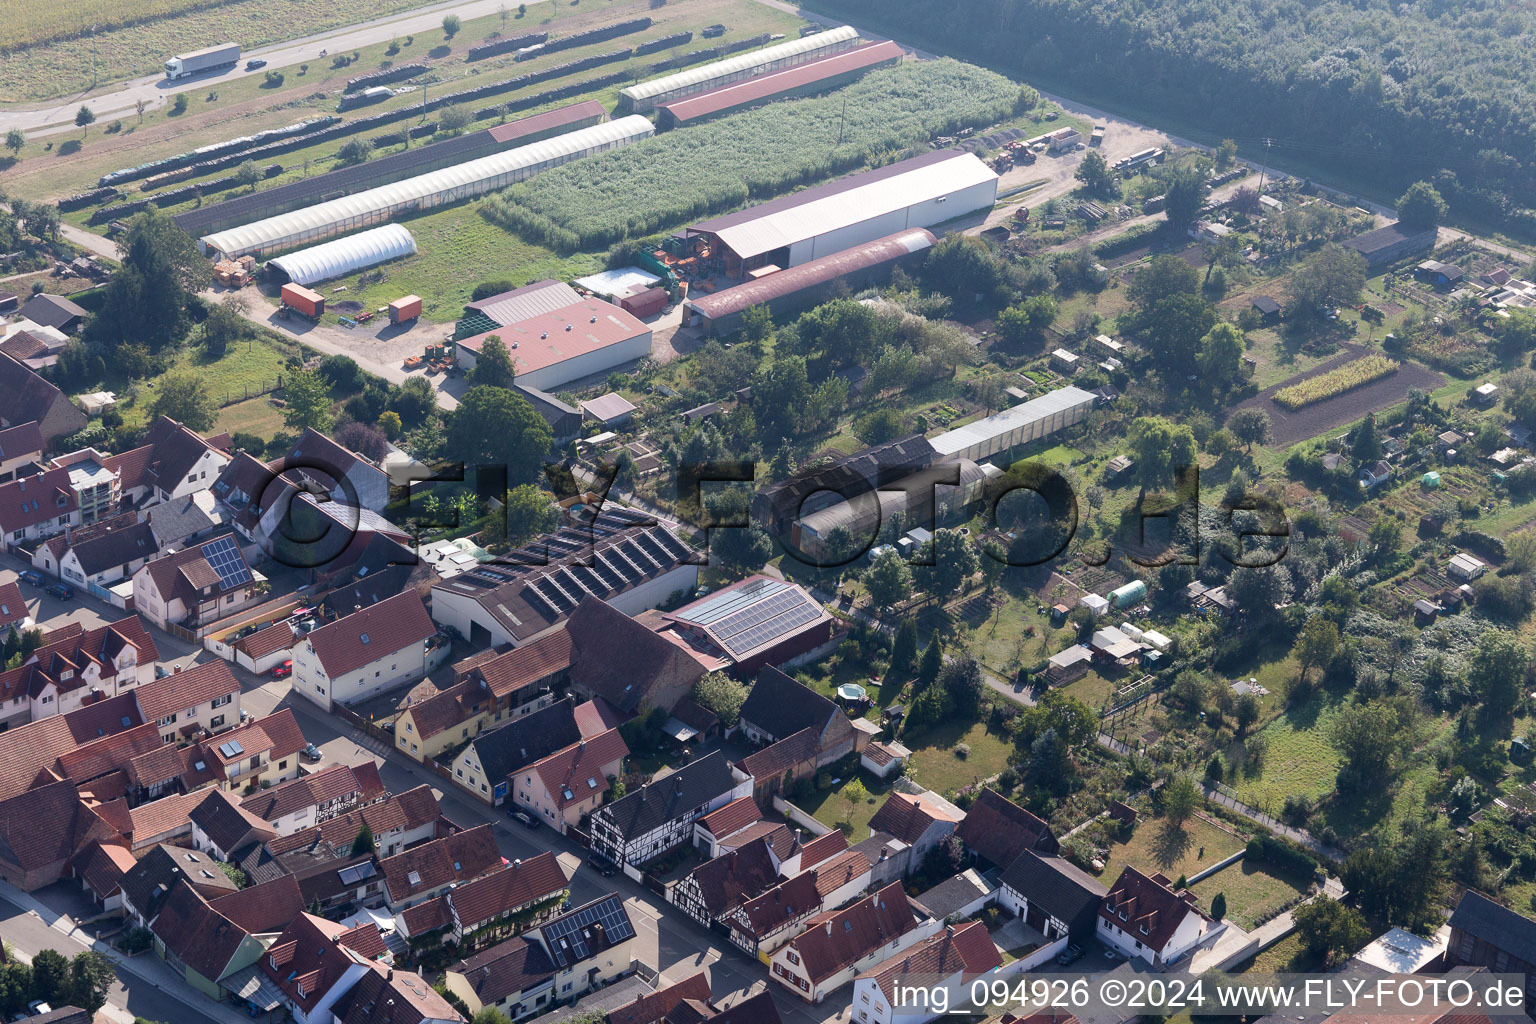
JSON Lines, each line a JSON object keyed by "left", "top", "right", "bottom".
{"left": 1245, "top": 834, "right": 1318, "bottom": 876}
{"left": 634, "top": 31, "right": 693, "bottom": 55}
{"left": 99, "top": 117, "right": 338, "bottom": 187}
{"left": 91, "top": 165, "right": 282, "bottom": 221}
{"left": 344, "top": 62, "right": 429, "bottom": 93}
{"left": 646, "top": 34, "right": 771, "bottom": 73}
{"left": 59, "top": 187, "right": 120, "bottom": 211}
{"left": 468, "top": 69, "right": 632, "bottom": 121}
{"left": 466, "top": 31, "right": 549, "bottom": 62}
{"left": 513, "top": 17, "right": 650, "bottom": 61}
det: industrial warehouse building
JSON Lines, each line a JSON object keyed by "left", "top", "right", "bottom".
{"left": 454, "top": 279, "right": 583, "bottom": 339}
{"left": 684, "top": 151, "right": 998, "bottom": 278}
{"left": 176, "top": 101, "right": 609, "bottom": 238}
{"left": 617, "top": 26, "right": 860, "bottom": 113}
{"left": 267, "top": 224, "right": 418, "bottom": 286}
{"left": 430, "top": 507, "right": 698, "bottom": 647}
{"left": 656, "top": 41, "right": 903, "bottom": 130}
{"left": 454, "top": 295, "right": 652, "bottom": 392}
{"left": 928, "top": 386, "right": 1097, "bottom": 463}
{"left": 682, "top": 228, "right": 936, "bottom": 335}
{"left": 199, "top": 116, "right": 654, "bottom": 258}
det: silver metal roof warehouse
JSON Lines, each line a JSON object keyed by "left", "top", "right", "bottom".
{"left": 684, "top": 150, "right": 997, "bottom": 278}
{"left": 617, "top": 26, "right": 860, "bottom": 113}
{"left": 929, "top": 386, "right": 1098, "bottom": 462}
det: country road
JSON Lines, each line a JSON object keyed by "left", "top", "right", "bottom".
{"left": 0, "top": 0, "right": 556, "bottom": 136}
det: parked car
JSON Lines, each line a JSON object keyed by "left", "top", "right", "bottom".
{"left": 1056, "top": 945, "right": 1083, "bottom": 966}
{"left": 27, "top": 1005, "right": 51, "bottom": 1017}
{"left": 587, "top": 855, "right": 617, "bottom": 877}
{"left": 303, "top": 742, "right": 322, "bottom": 762}
{"left": 511, "top": 809, "right": 540, "bottom": 830}
{"left": 17, "top": 570, "right": 44, "bottom": 587}
{"left": 245, "top": 59, "right": 267, "bottom": 70}
{"left": 45, "top": 583, "right": 73, "bottom": 600}
{"left": 271, "top": 659, "right": 293, "bottom": 679}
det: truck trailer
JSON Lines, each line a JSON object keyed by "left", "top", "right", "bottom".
{"left": 388, "top": 295, "right": 422, "bottom": 324}
{"left": 164, "top": 43, "right": 241, "bottom": 80}
{"left": 280, "top": 283, "right": 325, "bottom": 319}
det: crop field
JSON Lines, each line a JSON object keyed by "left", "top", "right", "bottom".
{"left": 484, "top": 59, "right": 1031, "bottom": 250}
{"left": 1273, "top": 354, "right": 1399, "bottom": 410}
{"left": 1228, "top": 343, "right": 1445, "bottom": 445}
{"left": 0, "top": 0, "right": 429, "bottom": 101}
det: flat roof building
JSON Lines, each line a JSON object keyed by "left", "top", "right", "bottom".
{"left": 685, "top": 151, "right": 997, "bottom": 278}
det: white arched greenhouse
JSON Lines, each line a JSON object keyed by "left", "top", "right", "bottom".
{"left": 268, "top": 224, "right": 418, "bottom": 285}
{"left": 617, "top": 26, "right": 859, "bottom": 114}
{"left": 200, "top": 116, "right": 655, "bottom": 258}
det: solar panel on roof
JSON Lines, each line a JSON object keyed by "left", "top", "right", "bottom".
{"left": 542, "top": 897, "right": 634, "bottom": 967}
{"left": 719, "top": 601, "right": 822, "bottom": 656}
{"left": 712, "top": 588, "right": 804, "bottom": 638}
{"left": 201, "top": 535, "right": 252, "bottom": 589}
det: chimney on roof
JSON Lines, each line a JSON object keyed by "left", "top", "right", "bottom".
{"left": 879, "top": 849, "right": 888, "bottom": 863}
{"left": 174, "top": 664, "right": 182, "bottom": 673}
{"left": 387, "top": 968, "right": 393, "bottom": 981}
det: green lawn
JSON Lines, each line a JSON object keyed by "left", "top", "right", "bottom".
{"left": 1190, "top": 860, "right": 1309, "bottom": 929}
{"left": 214, "top": 395, "right": 288, "bottom": 442}
{"left": 903, "top": 718, "right": 1014, "bottom": 796}
{"left": 309, "top": 203, "right": 603, "bottom": 322}
{"left": 1231, "top": 688, "right": 1346, "bottom": 813}
{"left": 1234, "top": 932, "right": 1326, "bottom": 974}
{"left": 1099, "top": 813, "right": 1246, "bottom": 885}
{"left": 801, "top": 774, "right": 893, "bottom": 837}
{"left": 119, "top": 336, "right": 298, "bottom": 430}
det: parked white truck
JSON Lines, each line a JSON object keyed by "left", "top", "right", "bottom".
{"left": 164, "top": 43, "right": 241, "bottom": 80}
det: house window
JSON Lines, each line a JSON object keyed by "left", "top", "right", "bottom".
{"left": 411, "top": 743, "right": 419, "bottom": 753}
{"left": 278, "top": 760, "right": 287, "bottom": 770}
{"left": 211, "top": 715, "right": 225, "bottom": 728}
{"left": 786, "top": 951, "right": 799, "bottom": 966}
{"left": 212, "top": 694, "right": 232, "bottom": 708}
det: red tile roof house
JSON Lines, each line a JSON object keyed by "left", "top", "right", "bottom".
{"left": 673, "top": 836, "right": 783, "bottom": 930}
{"left": 0, "top": 421, "right": 45, "bottom": 484}
{"left": 954, "top": 787, "right": 1059, "bottom": 870}
{"left": 316, "top": 783, "right": 442, "bottom": 859}
{"left": 0, "top": 351, "right": 86, "bottom": 443}
{"left": 292, "top": 591, "right": 441, "bottom": 712}
{"left": 133, "top": 658, "right": 242, "bottom": 743}
{"left": 331, "top": 961, "right": 465, "bottom": 1024}
{"left": 397, "top": 850, "right": 570, "bottom": 949}
{"left": 131, "top": 534, "right": 263, "bottom": 634}
{"left": 379, "top": 823, "right": 505, "bottom": 910}
{"left": 692, "top": 797, "right": 764, "bottom": 859}
{"left": 73, "top": 839, "right": 138, "bottom": 910}
{"left": 726, "top": 869, "right": 822, "bottom": 958}
{"left": 261, "top": 912, "right": 383, "bottom": 1024}
{"left": 240, "top": 761, "right": 388, "bottom": 836}
{"left": 851, "top": 921, "right": 1003, "bottom": 1024}
{"left": 509, "top": 727, "right": 629, "bottom": 833}
{"left": 862, "top": 792, "right": 962, "bottom": 881}
{"left": 0, "top": 616, "right": 157, "bottom": 722}
{"left": 0, "top": 466, "right": 80, "bottom": 547}
{"left": 1096, "top": 866, "right": 1219, "bottom": 968}
{"left": 0, "top": 778, "right": 124, "bottom": 891}
{"left": 608, "top": 971, "right": 713, "bottom": 1024}
{"left": 192, "top": 707, "right": 308, "bottom": 791}
{"left": 148, "top": 878, "right": 268, "bottom": 1000}
{"left": 767, "top": 883, "right": 937, "bottom": 1003}
{"left": 189, "top": 788, "right": 279, "bottom": 860}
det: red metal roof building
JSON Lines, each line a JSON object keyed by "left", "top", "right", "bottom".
{"left": 657, "top": 42, "right": 903, "bottom": 130}
{"left": 682, "top": 229, "right": 937, "bottom": 337}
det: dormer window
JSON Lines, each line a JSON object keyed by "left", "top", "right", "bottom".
{"left": 1140, "top": 924, "right": 1149, "bottom": 935}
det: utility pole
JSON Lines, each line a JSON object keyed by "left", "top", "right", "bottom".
{"left": 1258, "top": 137, "right": 1274, "bottom": 195}
{"left": 91, "top": 24, "right": 98, "bottom": 90}
{"left": 835, "top": 94, "right": 847, "bottom": 148}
